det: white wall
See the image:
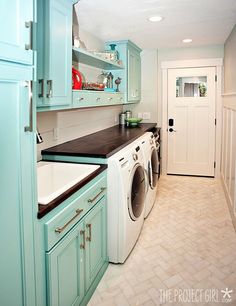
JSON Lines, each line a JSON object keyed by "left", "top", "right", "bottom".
{"left": 74, "top": 29, "right": 105, "bottom": 83}
{"left": 37, "top": 29, "right": 122, "bottom": 160}
{"left": 221, "top": 25, "right": 236, "bottom": 227}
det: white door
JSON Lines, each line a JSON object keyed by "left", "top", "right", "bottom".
{"left": 167, "top": 67, "right": 216, "bottom": 176}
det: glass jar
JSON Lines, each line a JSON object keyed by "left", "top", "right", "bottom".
{"left": 97, "top": 71, "right": 109, "bottom": 87}
{"left": 105, "top": 44, "right": 119, "bottom": 62}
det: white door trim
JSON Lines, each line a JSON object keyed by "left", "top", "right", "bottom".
{"left": 161, "top": 58, "right": 223, "bottom": 178}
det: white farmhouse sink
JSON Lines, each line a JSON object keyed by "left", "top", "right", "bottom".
{"left": 37, "top": 162, "right": 100, "bottom": 205}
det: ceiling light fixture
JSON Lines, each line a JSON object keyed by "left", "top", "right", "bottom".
{"left": 148, "top": 15, "right": 163, "bottom": 22}
{"left": 182, "top": 38, "right": 192, "bottom": 43}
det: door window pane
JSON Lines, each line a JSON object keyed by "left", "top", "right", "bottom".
{"left": 176, "top": 76, "right": 207, "bottom": 97}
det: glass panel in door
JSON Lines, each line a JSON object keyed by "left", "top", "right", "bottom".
{"left": 176, "top": 76, "right": 207, "bottom": 97}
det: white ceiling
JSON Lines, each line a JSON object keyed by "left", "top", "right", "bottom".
{"left": 75, "top": 0, "right": 236, "bottom": 49}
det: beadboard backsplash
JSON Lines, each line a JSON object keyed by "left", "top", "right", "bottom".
{"left": 37, "top": 105, "right": 122, "bottom": 161}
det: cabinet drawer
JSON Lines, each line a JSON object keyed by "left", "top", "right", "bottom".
{"left": 72, "top": 90, "right": 124, "bottom": 108}
{"left": 113, "top": 92, "right": 124, "bottom": 104}
{"left": 72, "top": 90, "right": 92, "bottom": 107}
{"left": 44, "top": 175, "right": 106, "bottom": 251}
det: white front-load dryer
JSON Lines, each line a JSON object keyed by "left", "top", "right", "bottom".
{"left": 138, "top": 132, "right": 159, "bottom": 218}
{"left": 107, "top": 142, "right": 146, "bottom": 263}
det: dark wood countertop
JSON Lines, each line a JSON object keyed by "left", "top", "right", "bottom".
{"left": 38, "top": 164, "right": 107, "bottom": 219}
{"left": 42, "top": 123, "right": 157, "bottom": 158}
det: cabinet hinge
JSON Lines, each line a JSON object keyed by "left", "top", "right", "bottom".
{"left": 214, "top": 162, "right": 216, "bottom": 168}
{"left": 215, "top": 119, "right": 217, "bottom": 125}
{"left": 215, "top": 75, "right": 217, "bottom": 82}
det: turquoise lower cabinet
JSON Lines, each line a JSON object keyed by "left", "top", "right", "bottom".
{"left": 0, "top": 0, "right": 33, "bottom": 65}
{"left": 84, "top": 199, "right": 107, "bottom": 292}
{"left": 38, "top": 172, "right": 108, "bottom": 306}
{"left": 46, "top": 221, "right": 85, "bottom": 306}
{"left": 46, "top": 198, "right": 107, "bottom": 306}
{"left": 0, "top": 61, "right": 36, "bottom": 306}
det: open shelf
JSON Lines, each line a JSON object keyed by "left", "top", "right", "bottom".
{"left": 72, "top": 47, "right": 124, "bottom": 70}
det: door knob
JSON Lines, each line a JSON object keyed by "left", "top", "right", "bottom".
{"left": 169, "top": 128, "right": 177, "bottom": 132}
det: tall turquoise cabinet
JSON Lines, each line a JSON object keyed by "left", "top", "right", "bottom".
{"left": 0, "top": 1, "right": 36, "bottom": 306}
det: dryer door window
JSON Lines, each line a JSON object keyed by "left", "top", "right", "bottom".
{"left": 149, "top": 148, "right": 159, "bottom": 189}
{"left": 129, "top": 164, "right": 145, "bottom": 221}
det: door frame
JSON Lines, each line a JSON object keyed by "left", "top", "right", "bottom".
{"left": 161, "top": 58, "right": 223, "bottom": 178}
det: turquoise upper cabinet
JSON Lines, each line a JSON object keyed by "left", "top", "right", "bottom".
{"left": 128, "top": 45, "right": 141, "bottom": 102}
{"left": 105, "top": 40, "right": 142, "bottom": 104}
{"left": 37, "top": 0, "right": 76, "bottom": 109}
{"left": 0, "top": 0, "right": 33, "bottom": 65}
{"left": 0, "top": 61, "right": 36, "bottom": 306}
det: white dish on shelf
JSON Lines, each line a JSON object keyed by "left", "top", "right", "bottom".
{"left": 37, "top": 161, "right": 99, "bottom": 205}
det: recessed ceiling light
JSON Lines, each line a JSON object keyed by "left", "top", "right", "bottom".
{"left": 182, "top": 38, "right": 192, "bottom": 43}
{"left": 148, "top": 16, "right": 163, "bottom": 22}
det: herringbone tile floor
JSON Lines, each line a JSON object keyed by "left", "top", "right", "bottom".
{"left": 88, "top": 175, "right": 236, "bottom": 306}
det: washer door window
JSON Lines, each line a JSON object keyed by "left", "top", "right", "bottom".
{"left": 128, "top": 164, "right": 145, "bottom": 221}
{"left": 148, "top": 148, "right": 159, "bottom": 189}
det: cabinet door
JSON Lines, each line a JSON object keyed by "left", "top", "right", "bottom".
{"left": 128, "top": 48, "right": 141, "bottom": 102}
{"left": 37, "top": 0, "right": 72, "bottom": 108}
{"left": 0, "top": 62, "right": 36, "bottom": 306}
{"left": 0, "top": 0, "right": 33, "bottom": 65}
{"left": 84, "top": 198, "right": 107, "bottom": 291}
{"left": 46, "top": 221, "right": 85, "bottom": 306}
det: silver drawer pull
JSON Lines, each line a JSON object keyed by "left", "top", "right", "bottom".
{"left": 46, "top": 80, "right": 53, "bottom": 98}
{"left": 80, "top": 230, "right": 85, "bottom": 249}
{"left": 78, "top": 97, "right": 84, "bottom": 101}
{"left": 24, "top": 81, "right": 33, "bottom": 132}
{"left": 38, "top": 79, "right": 44, "bottom": 98}
{"left": 25, "top": 21, "right": 33, "bottom": 50}
{"left": 55, "top": 208, "right": 84, "bottom": 234}
{"left": 107, "top": 97, "right": 112, "bottom": 101}
{"left": 87, "top": 187, "right": 106, "bottom": 204}
{"left": 96, "top": 97, "right": 101, "bottom": 101}
{"left": 86, "top": 224, "right": 92, "bottom": 241}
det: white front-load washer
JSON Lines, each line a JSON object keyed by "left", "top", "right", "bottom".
{"left": 137, "top": 132, "right": 159, "bottom": 218}
{"left": 107, "top": 141, "right": 146, "bottom": 263}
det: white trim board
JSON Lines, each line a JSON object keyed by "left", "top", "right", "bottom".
{"left": 161, "top": 58, "right": 223, "bottom": 178}
{"left": 161, "top": 58, "right": 223, "bottom": 69}
{"left": 221, "top": 174, "right": 236, "bottom": 232}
